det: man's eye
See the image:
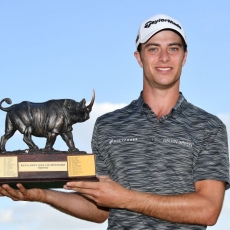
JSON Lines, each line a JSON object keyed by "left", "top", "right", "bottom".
{"left": 149, "top": 48, "right": 158, "bottom": 52}
{"left": 169, "top": 47, "right": 178, "bottom": 52}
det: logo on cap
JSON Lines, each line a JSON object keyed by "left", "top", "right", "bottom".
{"left": 144, "top": 18, "right": 182, "bottom": 30}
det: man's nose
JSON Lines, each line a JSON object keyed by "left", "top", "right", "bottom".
{"left": 159, "top": 49, "right": 170, "bottom": 62}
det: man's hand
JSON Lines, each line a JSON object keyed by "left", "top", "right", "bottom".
{"left": 0, "top": 182, "right": 109, "bottom": 223}
{"left": 64, "top": 176, "right": 130, "bottom": 208}
{"left": 0, "top": 183, "right": 46, "bottom": 202}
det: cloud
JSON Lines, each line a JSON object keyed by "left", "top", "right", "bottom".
{"left": 217, "top": 114, "right": 230, "bottom": 125}
{"left": 0, "top": 209, "right": 13, "bottom": 223}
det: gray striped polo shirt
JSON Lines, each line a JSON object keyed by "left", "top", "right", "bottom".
{"left": 92, "top": 93, "right": 229, "bottom": 230}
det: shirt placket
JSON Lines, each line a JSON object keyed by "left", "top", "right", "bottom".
{"left": 142, "top": 108, "right": 160, "bottom": 191}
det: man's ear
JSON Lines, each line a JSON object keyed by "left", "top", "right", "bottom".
{"left": 134, "top": 51, "right": 143, "bottom": 68}
{"left": 182, "top": 51, "right": 188, "bottom": 67}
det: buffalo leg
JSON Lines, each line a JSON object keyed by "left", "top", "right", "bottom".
{"left": 23, "top": 126, "right": 38, "bottom": 149}
{"left": 0, "top": 131, "right": 16, "bottom": 152}
{"left": 0, "top": 116, "right": 16, "bottom": 152}
{"left": 45, "top": 132, "right": 57, "bottom": 150}
{"left": 60, "top": 131, "right": 79, "bottom": 151}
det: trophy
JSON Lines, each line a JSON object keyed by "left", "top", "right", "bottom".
{"left": 0, "top": 90, "right": 98, "bottom": 189}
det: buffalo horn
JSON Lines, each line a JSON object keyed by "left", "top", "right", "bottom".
{"left": 87, "top": 89, "right": 95, "bottom": 110}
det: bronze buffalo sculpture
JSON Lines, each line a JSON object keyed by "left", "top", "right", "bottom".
{"left": 0, "top": 91, "right": 95, "bottom": 152}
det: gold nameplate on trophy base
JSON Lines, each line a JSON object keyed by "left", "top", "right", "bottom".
{"left": 0, "top": 153, "right": 98, "bottom": 189}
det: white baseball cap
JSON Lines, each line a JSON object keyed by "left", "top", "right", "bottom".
{"left": 136, "top": 14, "right": 187, "bottom": 48}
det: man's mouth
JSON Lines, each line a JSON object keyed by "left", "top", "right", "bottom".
{"left": 156, "top": 67, "right": 171, "bottom": 71}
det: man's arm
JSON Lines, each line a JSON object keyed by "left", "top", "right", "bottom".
{"left": 0, "top": 183, "right": 109, "bottom": 223}
{"left": 124, "top": 180, "right": 225, "bottom": 226}
{"left": 66, "top": 177, "right": 226, "bottom": 226}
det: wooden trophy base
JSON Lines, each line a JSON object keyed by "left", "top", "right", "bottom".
{"left": 0, "top": 151, "right": 98, "bottom": 189}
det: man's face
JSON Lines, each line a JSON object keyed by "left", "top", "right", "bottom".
{"left": 134, "top": 30, "right": 187, "bottom": 90}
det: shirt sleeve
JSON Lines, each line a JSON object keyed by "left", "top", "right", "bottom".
{"left": 91, "top": 118, "right": 109, "bottom": 176}
{"left": 193, "top": 120, "right": 230, "bottom": 189}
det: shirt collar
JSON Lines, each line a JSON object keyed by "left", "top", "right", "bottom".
{"left": 133, "top": 91, "right": 187, "bottom": 118}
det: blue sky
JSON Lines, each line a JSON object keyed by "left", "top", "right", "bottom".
{"left": 0, "top": 1, "right": 230, "bottom": 229}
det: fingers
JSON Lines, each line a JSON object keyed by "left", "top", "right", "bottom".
{"left": 0, "top": 183, "right": 42, "bottom": 202}
{"left": 64, "top": 176, "right": 110, "bottom": 190}
{"left": 65, "top": 181, "right": 98, "bottom": 190}
{"left": 0, "top": 184, "right": 24, "bottom": 201}
{"left": 64, "top": 181, "right": 101, "bottom": 200}
{"left": 16, "top": 183, "right": 27, "bottom": 195}
{"left": 64, "top": 175, "right": 113, "bottom": 193}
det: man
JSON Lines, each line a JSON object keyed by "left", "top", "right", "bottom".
{"left": 0, "top": 14, "right": 229, "bottom": 229}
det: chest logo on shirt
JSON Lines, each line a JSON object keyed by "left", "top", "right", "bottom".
{"left": 163, "top": 139, "right": 193, "bottom": 148}
{"left": 109, "top": 138, "right": 138, "bottom": 145}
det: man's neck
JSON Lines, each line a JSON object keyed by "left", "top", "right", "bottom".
{"left": 142, "top": 87, "right": 180, "bottom": 119}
